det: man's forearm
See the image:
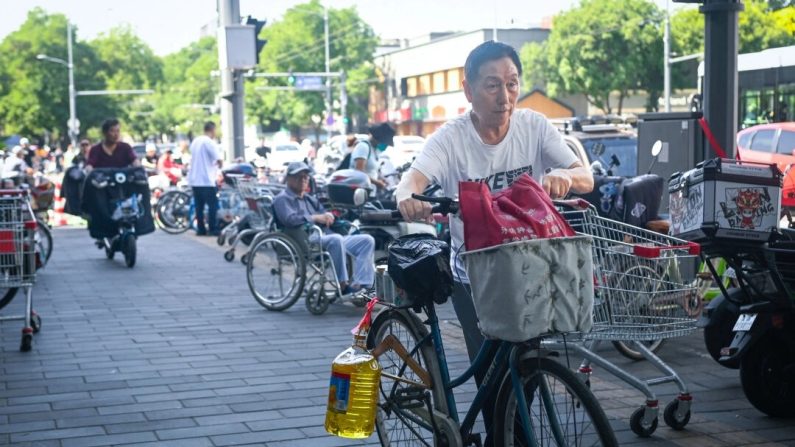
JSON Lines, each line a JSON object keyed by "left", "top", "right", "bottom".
{"left": 567, "top": 166, "right": 594, "bottom": 194}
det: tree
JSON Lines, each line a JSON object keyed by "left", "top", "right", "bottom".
{"left": 521, "top": 0, "right": 663, "bottom": 115}
{"left": 0, "top": 8, "right": 111, "bottom": 143}
{"left": 247, "top": 0, "right": 377, "bottom": 137}
{"left": 89, "top": 25, "right": 164, "bottom": 141}
{"left": 153, "top": 36, "right": 220, "bottom": 138}
{"left": 671, "top": 0, "right": 795, "bottom": 57}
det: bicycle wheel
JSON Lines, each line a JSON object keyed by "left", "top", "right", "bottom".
{"left": 367, "top": 308, "right": 451, "bottom": 447}
{"left": 156, "top": 190, "right": 191, "bottom": 234}
{"left": 609, "top": 264, "right": 667, "bottom": 360}
{"left": 246, "top": 233, "right": 305, "bottom": 311}
{"left": 494, "top": 356, "right": 617, "bottom": 447}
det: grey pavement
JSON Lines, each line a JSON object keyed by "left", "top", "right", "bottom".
{"left": 0, "top": 227, "right": 793, "bottom": 446}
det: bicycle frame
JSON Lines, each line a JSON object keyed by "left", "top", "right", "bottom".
{"left": 375, "top": 302, "right": 568, "bottom": 446}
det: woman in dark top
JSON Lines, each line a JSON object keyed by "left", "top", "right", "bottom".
{"left": 86, "top": 119, "right": 140, "bottom": 170}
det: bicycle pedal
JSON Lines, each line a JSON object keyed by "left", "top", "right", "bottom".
{"left": 394, "top": 386, "right": 426, "bottom": 409}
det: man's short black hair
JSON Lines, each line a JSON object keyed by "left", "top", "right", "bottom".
{"left": 464, "top": 40, "right": 522, "bottom": 83}
{"left": 204, "top": 121, "right": 216, "bottom": 132}
{"left": 101, "top": 118, "right": 120, "bottom": 134}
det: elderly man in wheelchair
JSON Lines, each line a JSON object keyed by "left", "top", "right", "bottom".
{"left": 269, "top": 162, "right": 376, "bottom": 312}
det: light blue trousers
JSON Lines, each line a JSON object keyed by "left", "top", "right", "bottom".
{"left": 314, "top": 233, "right": 375, "bottom": 287}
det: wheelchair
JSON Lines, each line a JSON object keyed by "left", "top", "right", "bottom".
{"left": 243, "top": 212, "right": 365, "bottom": 315}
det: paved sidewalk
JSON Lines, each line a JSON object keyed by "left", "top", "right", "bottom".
{"left": 0, "top": 228, "right": 793, "bottom": 446}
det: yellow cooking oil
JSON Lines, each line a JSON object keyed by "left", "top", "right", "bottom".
{"left": 324, "top": 334, "right": 381, "bottom": 438}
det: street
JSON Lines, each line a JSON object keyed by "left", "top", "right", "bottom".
{"left": 1, "top": 228, "right": 794, "bottom": 446}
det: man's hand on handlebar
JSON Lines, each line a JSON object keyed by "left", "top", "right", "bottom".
{"left": 542, "top": 169, "right": 573, "bottom": 199}
{"left": 398, "top": 196, "right": 433, "bottom": 223}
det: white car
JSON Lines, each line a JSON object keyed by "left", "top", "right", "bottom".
{"left": 267, "top": 142, "right": 308, "bottom": 173}
{"left": 382, "top": 135, "right": 425, "bottom": 168}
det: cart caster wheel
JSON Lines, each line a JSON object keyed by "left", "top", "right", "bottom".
{"left": 241, "top": 253, "right": 249, "bottom": 265}
{"left": 105, "top": 244, "right": 114, "bottom": 260}
{"left": 20, "top": 331, "right": 32, "bottom": 352}
{"left": 31, "top": 313, "right": 41, "bottom": 334}
{"left": 663, "top": 399, "right": 691, "bottom": 430}
{"left": 224, "top": 250, "right": 234, "bottom": 262}
{"left": 306, "top": 284, "right": 330, "bottom": 315}
{"left": 630, "top": 406, "right": 658, "bottom": 437}
{"left": 217, "top": 233, "right": 226, "bottom": 246}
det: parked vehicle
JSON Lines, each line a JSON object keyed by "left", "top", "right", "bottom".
{"left": 553, "top": 117, "right": 639, "bottom": 177}
{"left": 267, "top": 142, "right": 309, "bottom": 175}
{"left": 381, "top": 135, "right": 425, "bottom": 167}
{"left": 736, "top": 122, "right": 795, "bottom": 172}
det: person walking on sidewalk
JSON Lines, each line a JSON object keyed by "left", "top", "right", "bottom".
{"left": 187, "top": 121, "right": 222, "bottom": 236}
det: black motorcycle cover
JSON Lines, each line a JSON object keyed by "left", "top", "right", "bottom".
{"left": 81, "top": 167, "right": 154, "bottom": 239}
{"left": 615, "top": 174, "right": 664, "bottom": 227}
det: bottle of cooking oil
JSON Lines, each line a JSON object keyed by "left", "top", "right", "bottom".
{"left": 324, "top": 332, "right": 381, "bottom": 438}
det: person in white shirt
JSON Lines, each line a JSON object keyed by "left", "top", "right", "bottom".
{"left": 395, "top": 40, "right": 594, "bottom": 439}
{"left": 187, "top": 121, "right": 223, "bottom": 236}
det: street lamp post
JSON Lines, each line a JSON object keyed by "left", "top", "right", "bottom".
{"left": 323, "top": 4, "right": 332, "bottom": 133}
{"left": 37, "top": 21, "right": 77, "bottom": 149}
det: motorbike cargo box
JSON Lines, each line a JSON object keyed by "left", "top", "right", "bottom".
{"left": 222, "top": 163, "right": 255, "bottom": 186}
{"left": 668, "top": 158, "right": 781, "bottom": 243}
{"left": 326, "top": 169, "right": 371, "bottom": 206}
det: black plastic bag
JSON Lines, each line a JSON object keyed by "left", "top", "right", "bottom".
{"left": 387, "top": 234, "right": 452, "bottom": 311}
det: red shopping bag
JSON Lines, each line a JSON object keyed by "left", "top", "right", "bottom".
{"left": 459, "top": 173, "right": 576, "bottom": 250}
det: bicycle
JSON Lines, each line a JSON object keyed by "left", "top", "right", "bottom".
{"left": 365, "top": 194, "right": 617, "bottom": 447}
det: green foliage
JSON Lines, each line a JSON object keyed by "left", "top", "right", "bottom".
{"left": 521, "top": 0, "right": 663, "bottom": 114}
{"left": 247, "top": 0, "right": 377, "bottom": 133}
{"left": 671, "top": 0, "right": 795, "bottom": 56}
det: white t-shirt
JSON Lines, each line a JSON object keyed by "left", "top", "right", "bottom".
{"left": 349, "top": 140, "right": 379, "bottom": 179}
{"left": 187, "top": 135, "right": 220, "bottom": 187}
{"left": 412, "top": 108, "right": 578, "bottom": 282}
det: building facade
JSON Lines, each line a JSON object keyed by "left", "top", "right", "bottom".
{"left": 371, "top": 28, "right": 551, "bottom": 137}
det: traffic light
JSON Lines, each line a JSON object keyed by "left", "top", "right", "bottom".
{"left": 245, "top": 16, "right": 268, "bottom": 64}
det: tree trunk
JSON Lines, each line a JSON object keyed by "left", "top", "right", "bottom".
{"left": 617, "top": 90, "right": 626, "bottom": 116}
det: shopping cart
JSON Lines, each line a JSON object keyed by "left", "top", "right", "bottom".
{"left": 222, "top": 176, "right": 281, "bottom": 263}
{"left": 545, "top": 204, "right": 701, "bottom": 437}
{"left": 0, "top": 189, "right": 42, "bottom": 352}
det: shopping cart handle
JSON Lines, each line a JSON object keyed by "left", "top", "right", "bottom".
{"left": 633, "top": 241, "right": 701, "bottom": 258}
{"left": 553, "top": 198, "right": 591, "bottom": 210}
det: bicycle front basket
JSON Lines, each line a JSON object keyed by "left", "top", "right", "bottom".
{"left": 387, "top": 234, "right": 452, "bottom": 310}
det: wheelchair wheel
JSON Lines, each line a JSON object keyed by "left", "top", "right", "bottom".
{"left": 246, "top": 233, "right": 305, "bottom": 311}
{"left": 305, "top": 280, "right": 331, "bottom": 315}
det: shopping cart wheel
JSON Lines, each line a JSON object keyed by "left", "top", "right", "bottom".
{"left": 663, "top": 399, "right": 691, "bottom": 430}
{"left": 224, "top": 250, "right": 235, "bottom": 262}
{"left": 241, "top": 253, "right": 249, "bottom": 266}
{"left": 31, "top": 312, "right": 42, "bottom": 334}
{"left": 629, "top": 406, "right": 658, "bottom": 437}
{"left": 20, "top": 329, "right": 33, "bottom": 352}
{"left": 217, "top": 233, "right": 226, "bottom": 246}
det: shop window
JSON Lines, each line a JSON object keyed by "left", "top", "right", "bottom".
{"left": 447, "top": 69, "right": 461, "bottom": 91}
{"left": 432, "top": 71, "right": 446, "bottom": 94}
{"left": 406, "top": 77, "right": 417, "bottom": 97}
{"left": 418, "top": 74, "right": 431, "bottom": 96}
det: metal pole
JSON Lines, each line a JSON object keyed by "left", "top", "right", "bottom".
{"left": 701, "top": 0, "right": 743, "bottom": 159}
{"left": 67, "top": 21, "right": 77, "bottom": 148}
{"left": 340, "top": 72, "right": 348, "bottom": 133}
{"left": 663, "top": 3, "right": 671, "bottom": 113}
{"left": 218, "top": 0, "right": 244, "bottom": 161}
{"left": 324, "top": 5, "right": 332, "bottom": 135}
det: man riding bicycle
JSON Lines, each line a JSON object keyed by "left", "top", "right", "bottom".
{"left": 395, "top": 40, "right": 595, "bottom": 439}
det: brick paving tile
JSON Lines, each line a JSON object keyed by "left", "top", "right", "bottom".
{"left": 1, "top": 227, "right": 793, "bottom": 446}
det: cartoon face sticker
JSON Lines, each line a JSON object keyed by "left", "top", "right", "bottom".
{"left": 669, "top": 191, "right": 685, "bottom": 232}
{"left": 734, "top": 189, "right": 762, "bottom": 229}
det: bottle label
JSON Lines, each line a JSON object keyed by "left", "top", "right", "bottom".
{"left": 328, "top": 371, "right": 351, "bottom": 413}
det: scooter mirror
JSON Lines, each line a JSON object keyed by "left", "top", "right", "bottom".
{"left": 651, "top": 140, "right": 663, "bottom": 157}
{"left": 353, "top": 188, "right": 368, "bottom": 207}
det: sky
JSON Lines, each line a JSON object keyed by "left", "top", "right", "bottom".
{"left": 0, "top": 0, "right": 688, "bottom": 56}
